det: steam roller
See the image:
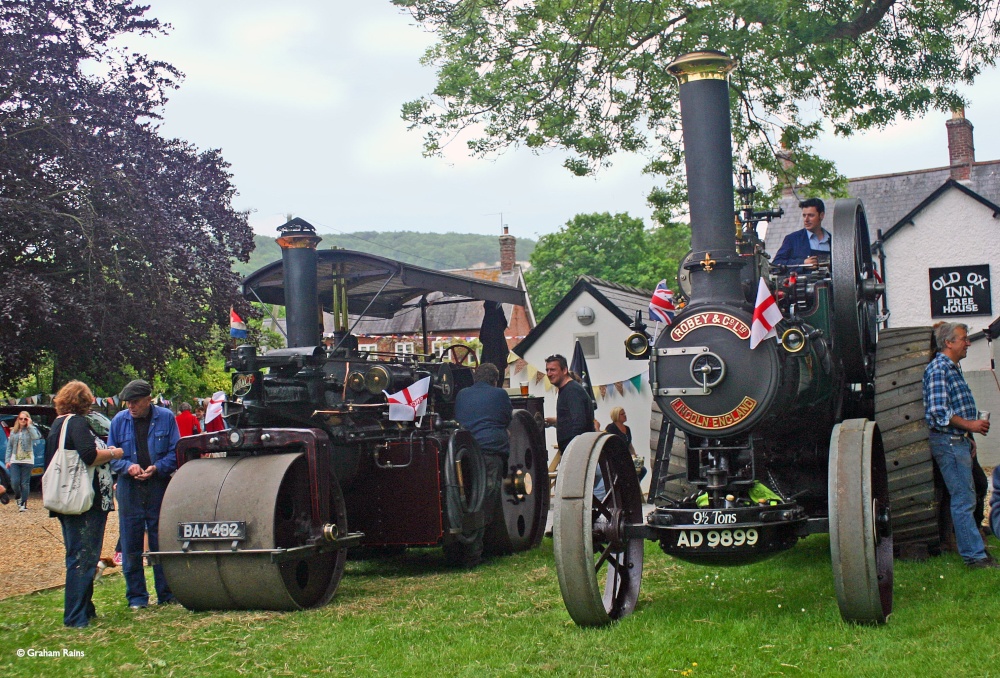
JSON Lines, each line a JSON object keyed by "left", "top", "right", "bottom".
{"left": 157, "top": 449, "right": 350, "bottom": 611}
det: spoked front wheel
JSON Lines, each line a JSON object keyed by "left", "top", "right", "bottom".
{"left": 553, "top": 432, "right": 645, "bottom": 626}
{"left": 829, "top": 419, "right": 893, "bottom": 624}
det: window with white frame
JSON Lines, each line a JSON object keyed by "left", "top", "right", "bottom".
{"left": 574, "top": 333, "right": 599, "bottom": 359}
{"left": 395, "top": 341, "right": 415, "bottom": 355}
{"left": 432, "top": 339, "right": 449, "bottom": 358}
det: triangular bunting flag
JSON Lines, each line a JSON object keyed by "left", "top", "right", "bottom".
{"left": 599, "top": 385, "right": 608, "bottom": 399}
{"left": 615, "top": 382, "right": 625, "bottom": 396}
{"left": 629, "top": 374, "right": 643, "bottom": 393}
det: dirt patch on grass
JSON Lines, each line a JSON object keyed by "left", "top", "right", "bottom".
{"left": 0, "top": 489, "right": 120, "bottom": 600}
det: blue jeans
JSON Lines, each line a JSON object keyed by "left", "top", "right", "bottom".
{"left": 929, "top": 433, "right": 986, "bottom": 563}
{"left": 58, "top": 504, "right": 108, "bottom": 627}
{"left": 118, "top": 475, "right": 173, "bottom": 606}
{"left": 8, "top": 463, "right": 31, "bottom": 507}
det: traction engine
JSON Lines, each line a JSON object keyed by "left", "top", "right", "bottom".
{"left": 551, "top": 51, "right": 932, "bottom": 627}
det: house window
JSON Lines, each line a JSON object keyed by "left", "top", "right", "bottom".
{"left": 358, "top": 344, "right": 377, "bottom": 353}
{"left": 432, "top": 339, "right": 449, "bottom": 358}
{"left": 574, "top": 333, "right": 598, "bottom": 359}
{"left": 395, "top": 341, "right": 415, "bottom": 355}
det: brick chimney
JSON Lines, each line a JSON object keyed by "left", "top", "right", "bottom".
{"left": 499, "top": 226, "right": 516, "bottom": 273}
{"left": 776, "top": 143, "right": 795, "bottom": 197}
{"left": 946, "top": 107, "right": 975, "bottom": 181}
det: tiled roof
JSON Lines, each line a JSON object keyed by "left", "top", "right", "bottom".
{"left": 514, "top": 276, "right": 653, "bottom": 357}
{"left": 350, "top": 265, "right": 528, "bottom": 335}
{"left": 763, "top": 160, "right": 1000, "bottom": 252}
{"left": 577, "top": 276, "right": 654, "bottom": 324}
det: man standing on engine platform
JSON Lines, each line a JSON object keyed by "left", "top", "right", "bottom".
{"left": 771, "top": 197, "right": 830, "bottom": 269}
{"left": 454, "top": 363, "right": 512, "bottom": 567}
{"left": 109, "top": 379, "right": 181, "bottom": 607}
{"left": 544, "top": 354, "right": 595, "bottom": 453}
{"left": 923, "top": 322, "right": 995, "bottom": 569}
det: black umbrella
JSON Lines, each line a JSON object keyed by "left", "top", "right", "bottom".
{"left": 570, "top": 339, "right": 598, "bottom": 411}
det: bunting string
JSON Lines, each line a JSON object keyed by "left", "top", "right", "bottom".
{"left": 511, "top": 362, "right": 647, "bottom": 401}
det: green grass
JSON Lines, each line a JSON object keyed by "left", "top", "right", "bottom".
{"left": 2, "top": 536, "right": 999, "bottom": 676}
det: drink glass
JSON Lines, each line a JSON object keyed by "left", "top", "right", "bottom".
{"left": 520, "top": 383, "right": 529, "bottom": 396}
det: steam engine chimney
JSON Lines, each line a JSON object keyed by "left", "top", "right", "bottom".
{"left": 946, "top": 107, "right": 975, "bottom": 181}
{"left": 499, "top": 225, "right": 516, "bottom": 273}
{"left": 667, "top": 51, "right": 741, "bottom": 306}
{"left": 276, "top": 217, "right": 322, "bottom": 348}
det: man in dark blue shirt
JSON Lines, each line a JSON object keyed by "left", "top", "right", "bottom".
{"left": 771, "top": 198, "right": 831, "bottom": 269}
{"left": 544, "top": 354, "right": 595, "bottom": 452}
{"left": 454, "top": 363, "right": 513, "bottom": 566}
{"left": 455, "top": 363, "right": 513, "bottom": 457}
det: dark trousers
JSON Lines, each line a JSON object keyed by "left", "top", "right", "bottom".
{"left": 58, "top": 504, "right": 108, "bottom": 627}
{"left": 117, "top": 475, "right": 172, "bottom": 606}
{"left": 973, "top": 455, "right": 988, "bottom": 528}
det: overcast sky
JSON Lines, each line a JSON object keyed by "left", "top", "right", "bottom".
{"left": 130, "top": 1, "right": 1000, "bottom": 240}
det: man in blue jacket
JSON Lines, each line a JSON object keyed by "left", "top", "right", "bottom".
{"left": 771, "top": 198, "right": 831, "bottom": 269}
{"left": 454, "top": 363, "right": 513, "bottom": 566}
{"left": 109, "top": 379, "right": 180, "bottom": 608}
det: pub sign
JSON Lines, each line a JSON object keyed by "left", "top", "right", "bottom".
{"left": 929, "top": 265, "right": 992, "bottom": 318}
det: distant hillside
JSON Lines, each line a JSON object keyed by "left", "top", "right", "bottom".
{"left": 235, "top": 231, "right": 536, "bottom": 277}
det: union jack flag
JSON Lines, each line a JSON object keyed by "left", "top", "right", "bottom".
{"left": 648, "top": 280, "right": 676, "bottom": 325}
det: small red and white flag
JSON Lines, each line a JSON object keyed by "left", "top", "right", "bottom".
{"left": 750, "top": 278, "right": 782, "bottom": 349}
{"left": 384, "top": 376, "right": 431, "bottom": 421}
{"left": 205, "top": 390, "right": 227, "bottom": 432}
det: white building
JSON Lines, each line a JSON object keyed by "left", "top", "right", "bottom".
{"left": 511, "top": 276, "right": 655, "bottom": 491}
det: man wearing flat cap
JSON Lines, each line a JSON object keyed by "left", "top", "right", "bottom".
{"left": 108, "top": 379, "right": 180, "bottom": 608}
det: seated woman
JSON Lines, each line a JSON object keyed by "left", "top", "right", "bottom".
{"left": 603, "top": 407, "right": 646, "bottom": 481}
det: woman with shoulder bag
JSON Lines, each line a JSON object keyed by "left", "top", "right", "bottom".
{"left": 44, "top": 381, "right": 124, "bottom": 628}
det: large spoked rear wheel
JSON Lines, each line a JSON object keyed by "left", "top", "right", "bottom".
{"left": 829, "top": 419, "right": 893, "bottom": 624}
{"left": 874, "top": 327, "right": 943, "bottom": 556}
{"left": 553, "top": 433, "right": 645, "bottom": 626}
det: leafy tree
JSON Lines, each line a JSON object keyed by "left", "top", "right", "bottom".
{"left": 0, "top": 0, "right": 253, "bottom": 391}
{"left": 394, "top": 0, "right": 1000, "bottom": 209}
{"left": 526, "top": 212, "right": 689, "bottom": 318}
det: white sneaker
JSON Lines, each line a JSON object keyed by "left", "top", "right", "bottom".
{"left": 18, "top": 506, "right": 27, "bottom": 512}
